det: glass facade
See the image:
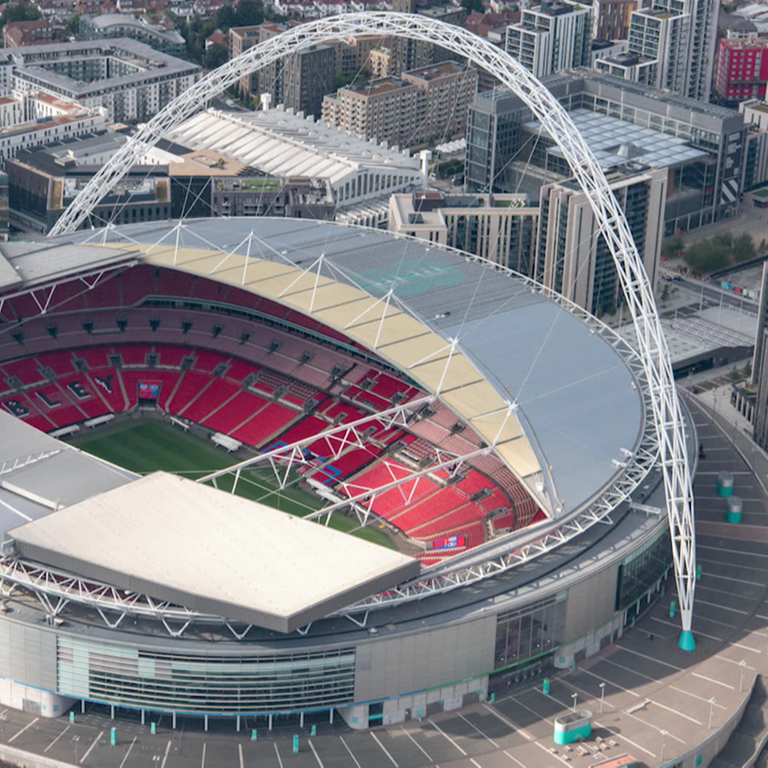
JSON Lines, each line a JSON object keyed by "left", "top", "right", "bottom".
{"left": 615, "top": 528, "right": 671, "bottom": 612}
{"left": 58, "top": 637, "right": 356, "bottom": 714}
{"left": 494, "top": 592, "right": 567, "bottom": 670}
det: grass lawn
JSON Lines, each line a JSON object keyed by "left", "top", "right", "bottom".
{"left": 72, "top": 420, "right": 394, "bottom": 548}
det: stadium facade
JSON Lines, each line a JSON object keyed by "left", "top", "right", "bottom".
{"left": 0, "top": 218, "right": 692, "bottom": 729}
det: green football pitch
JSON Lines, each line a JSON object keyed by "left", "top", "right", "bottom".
{"left": 71, "top": 420, "right": 394, "bottom": 548}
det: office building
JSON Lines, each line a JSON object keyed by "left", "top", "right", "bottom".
{"left": 505, "top": 1, "right": 591, "bottom": 79}
{"left": 713, "top": 37, "right": 768, "bottom": 106}
{"left": 465, "top": 75, "right": 745, "bottom": 234}
{"left": 322, "top": 61, "right": 478, "bottom": 149}
{"left": 9, "top": 39, "right": 201, "bottom": 124}
{"left": 388, "top": 191, "right": 539, "bottom": 273}
{"left": 79, "top": 14, "right": 186, "bottom": 57}
{"left": 741, "top": 99, "right": 768, "bottom": 191}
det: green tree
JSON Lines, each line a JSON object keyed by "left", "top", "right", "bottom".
{"left": 732, "top": 232, "right": 756, "bottom": 263}
{"left": 203, "top": 41, "right": 228, "bottom": 70}
{"left": 64, "top": 12, "right": 80, "bottom": 36}
{"left": 661, "top": 234, "right": 684, "bottom": 258}
{"left": 461, "top": 0, "right": 485, "bottom": 11}
{"left": 234, "top": 0, "right": 264, "bottom": 26}
{"left": 216, "top": 3, "right": 236, "bottom": 30}
{"left": 0, "top": 3, "right": 42, "bottom": 25}
{"left": 683, "top": 239, "right": 730, "bottom": 272}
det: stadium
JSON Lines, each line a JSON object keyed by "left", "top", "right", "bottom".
{"left": 0, "top": 216, "right": 693, "bottom": 730}
{"left": 0, "top": 11, "right": 698, "bottom": 741}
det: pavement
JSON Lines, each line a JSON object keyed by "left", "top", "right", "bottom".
{"left": 1, "top": 399, "right": 768, "bottom": 768}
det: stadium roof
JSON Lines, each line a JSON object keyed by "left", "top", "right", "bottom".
{"left": 8, "top": 472, "right": 420, "bottom": 633}
{"left": 0, "top": 413, "right": 135, "bottom": 533}
{"left": 61, "top": 217, "right": 644, "bottom": 515}
{"left": 164, "top": 108, "right": 421, "bottom": 187}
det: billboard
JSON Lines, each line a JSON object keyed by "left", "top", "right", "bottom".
{"left": 138, "top": 381, "right": 161, "bottom": 399}
{"left": 432, "top": 534, "right": 466, "bottom": 550}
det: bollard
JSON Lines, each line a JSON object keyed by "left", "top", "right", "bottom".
{"left": 669, "top": 600, "right": 676, "bottom": 618}
{"left": 489, "top": 693, "right": 495, "bottom": 704}
{"left": 251, "top": 729, "right": 257, "bottom": 741}
{"left": 717, "top": 471, "right": 734, "bottom": 497}
{"left": 696, "top": 565, "right": 702, "bottom": 580}
{"left": 543, "top": 678, "right": 550, "bottom": 696}
{"left": 150, "top": 722, "right": 156, "bottom": 735}
{"left": 110, "top": 728, "right": 116, "bottom": 747}
{"left": 311, "top": 725, "right": 317, "bottom": 737}
{"left": 726, "top": 496, "right": 742, "bottom": 524}
{"left": 69, "top": 711, "right": 74, "bottom": 724}
{"left": 293, "top": 735, "right": 299, "bottom": 754}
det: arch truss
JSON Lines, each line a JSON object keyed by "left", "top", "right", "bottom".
{"left": 48, "top": 12, "right": 697, "bottom": 649}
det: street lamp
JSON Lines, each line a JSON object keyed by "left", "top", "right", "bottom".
{"left": 571, "top": 693, "right": 578, "bottom": 712}
{"left": 599, "top": 683, "right": 606, "bottom": 714}
{"left": 660, "top": 729, "right": 668, "bottom": 761}
{"left": 72, "top": 735, "right": 81, "bottom": 763}
{"left": 709, "top": 698, "right": 717, "bottom": 729}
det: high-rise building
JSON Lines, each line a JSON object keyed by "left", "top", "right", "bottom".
{"left": 593, "top": 0, "right": 639, "bottom": 41}
{"left": 505, "top": 1, "right": 591, "bottom": 79}
{"left": 713, "top": 37, "right": 768, "bottom": 106}
{"left": 536, "top": 167, "right": 666, "bottom": 315}
{"left": 465, "top": 76, "right": 745, "bottom": 235}
{"left": 387, "top": 191, "right": 539, "bottom": 272}
{"left": 322, "top": 61, "right": 478, "bottom": 149}
{"left": 624, "top": 0, "right": 720, "bottom": 101}
{"left": 229, "top": 25, "right": 262, "bottom": 97}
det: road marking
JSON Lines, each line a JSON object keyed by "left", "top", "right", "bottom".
{"left": 596, "top": 657, "right": 652, "bottom": 686}
{"left": 510, "top": 694, "right": 555, "bottom": 725}
{"left": 698, "top": 543, "right": 768, "bottom": 557}
{"left": 699, "top": 558, "right": 766, "bottom": 574}
{"left": 238, "top": 743, "right": 244, "bottom": 768}
{"left": 716, "top": 654, "right": 756, "bottom": 670}
{"left": 458, "top": 712, "right": 499, "bottom": 748}
{"left": 308, "top": 739, "right": 324, "bottom": 767}
{"left": 615, "top": 646, "right": 683, "bottom": 670}
{"left": 161, "top": 739, "right": 171, "bottom": 768}
{"left": 274, "top": 742, "right": 284, "bottom": 768}
{"left": 119, "top": 737, "right": 136, "bottom": 768}
{"left": 371, "top": 731, "right": 399, "bottom": 766}
{"left": 80, "top": 730, "right": 103, "bottom": 764}
{"left": 560, "top": 676, "right": 616, "bottom": 709}
{"left": 504, "top": 751, "right": 527, "bottom": 767}
{"left": 692, "top": 672, "right": 735, "bottom": 690}
{"left": 339, "top": 736, "right": 361, "bottom": 768}
{"left": 652, "top": 698, "right": 702, "bottom": 725}
{"left": 698, "top": 572, "right": 765, "bottom": 588}
{"left": 201, "top": 742, "right": 206, "bottom": 768}
{"left": 534, "top": 741, "right": 571, "bottom": 766}
{"left": 44, "top": 723, "right": 70, "bottom": 753}
{"left": 482, "top": 704, "right": 534, "bottom": 741}
{"left": 8, "top": 717, "right": 38, "bottom": 744}
{"left": 429, "top": 719, "right": 467, "bottom": 756}
{"left": 470, "top": 760, "right": 483, "bottom": 768}
{"left": 400, "top": 727, "right": 431, "bottom": 760}
{"left": 670, "top": 686, "right": 728, "bottom": 710}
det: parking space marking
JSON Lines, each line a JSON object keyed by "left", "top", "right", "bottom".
{"left": 119, "top": 737, "right": 136, "bottom": 768}
{"left": 274, "top": 743, "right": 284, "bottom": 768}
{"left": 457, "top": 712, "right": 499, "bottom": 748}
{"left": 429, "top": 719, "right": 467, "bottom": 756}
{"left": 615, "top": 646, "right": 683, "bottom": 670}
{"left": 559, "top": 677, "right": 616, "bottom": 709}
{"left": 692, "top": 672, "right": 735, "bottom": 690}
{"left": 504, "top": 751, "right": 527, "bottom": 767}
{"left": 597, "top": 657, "right": 653, "bottom": 685}
{"left": 651, "top": 698, "right": 702, "bottom": 725}
{"left": 44, "top": 723, "right": 70, "bottom": 753}
{"left": 594, "top": 721, "right": 656, "bottom": 758}
{"left": 371, "top": 731, "right": 399, "bottom": 766}
{"left": 400, "top": 726, "right": 431, "bottom": 760}
{"left": 510, "top": 695, "right": 555, "bottom": 725}
{"left": 201, "top": 742, "right": 206, "bottom": 768}
{"left": 651, "top": 617, "right": 724, "bottom": 641}
{"left": 339, "top": 736, "right": 361, "bottom": 768}
{"left": 161, "top": 739, "right": 171, "bottom": 768}
{"left": 534, "top": 741, "right": 570, "bottom": 766}
{"left": 698, "top": 558, "right": 766, "bottom": 574}
{"left": 308, "top": 739, "right": 324, "bottom": 767}
{"left": 239, "top": 743, "right": 244, "bottom": 768}
{"left": 716, "top": 655, "right": 757, "bottom": 670}
{"left": 80, "top": 730, "right": 103, "bottom": 764}
{"left": 8, "top": 717, "right": 38, "bottom": 744}
{"left": 701, "top": 572, "right": 765, "bottom": 587}
{"left": 482, "top": 704, "right": 534, "bottom": 741}
{"left": 670, "top": 686, "right": 727, "bottom": 709}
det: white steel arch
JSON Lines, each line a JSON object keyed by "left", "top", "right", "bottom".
{"left": 48, "top": 12, "right": 697, "bottom": 650}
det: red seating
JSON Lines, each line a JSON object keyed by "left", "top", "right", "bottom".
{"left": 155, "top": 345, "right": 192, "bottom": 367}
{"left": 29, "top": 384, "right": 86, "bottom": 428}
{"left": 371, "top": 373, "right": 409, "bottom": 399}
{"left": 231, "top": 402, "right": 296, "bottom": 447}
{"left": 183, "top": 378, "right": 239, "bottom": 422}
{"left": 408, "top": 503, "right": 485, "bottom": 538}
{"left": 54, "top": 373, "right": 109, "bottom": 418}
{"left": 113, "top": 344, "right": 150, "bottom": 366}
{"left": 1, "top": 357, "right": 43, "bottom": 385}
{"left": 277, "top": 416, "right": 329, "bottom": 445}
{"left": 204, "top": 391, "right": 266, "bottom": 434}
{"left": 85, "top": 367, "right": 126, "bottom": 412}
{"left": 35, "top": 351, "right": 75, "bottom": 376}
{"left": 166, "top": 370, "right": 211, "bottom": 414}
{"left": 77, "top": 347, "right": 111, "bottom": 368}
{"left": 120, "top": 264, "right": 155, "bottom": 306}
{"left": 156, "top": 269, "right": 194, "bottom": 297}
{"left": 191, "top": 276, "right": 227, "bottom": 302}
{"left": 390, "top": 486, "right": 467, "bottom": 532}
{"left": 87, "top": 277, "right": 122, "bottom": 309}
{"left": 120, "top": 370, "right": 182, "bottom": 410}
{"left": 225, "top": 358, "right": 259, "bottom": 382}
{"left": 457, "top": 469, "right": 492, "bottom": 495}
{"left": 194, "top": 350, "right": 229, "bottom": 372}
{"left": 314, "top": 446, "right": 379, "bottom": 484}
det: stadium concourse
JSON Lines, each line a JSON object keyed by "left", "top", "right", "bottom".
{"left": 0, "top": 217, "right": 711, "bottom": 764}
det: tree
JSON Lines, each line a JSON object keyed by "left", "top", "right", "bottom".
{"left": 0, "top": 3, "right": 42, "bottom": 25}
{"left": 661, "top": 234, "right": 684, "bottom": 259}
{"left": 234, "top": 0, "right": 264, "bottom": 26}
{"left": 461, "top": 0, "right": 485, "bottom": 11}
{"left": 732, "top": 232, "right": 756, "bottom": 263}
{"left": 64, "top": 13, "right": 80, "bottom": 36}
{"left": 683, "top": 239, "right": 730, "bottom": 272}
{"left": 216, "top": 3, "right": 236, "bottom": 31}
{"left": 203, "top": 41, "right": 228, "bottom": 70}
